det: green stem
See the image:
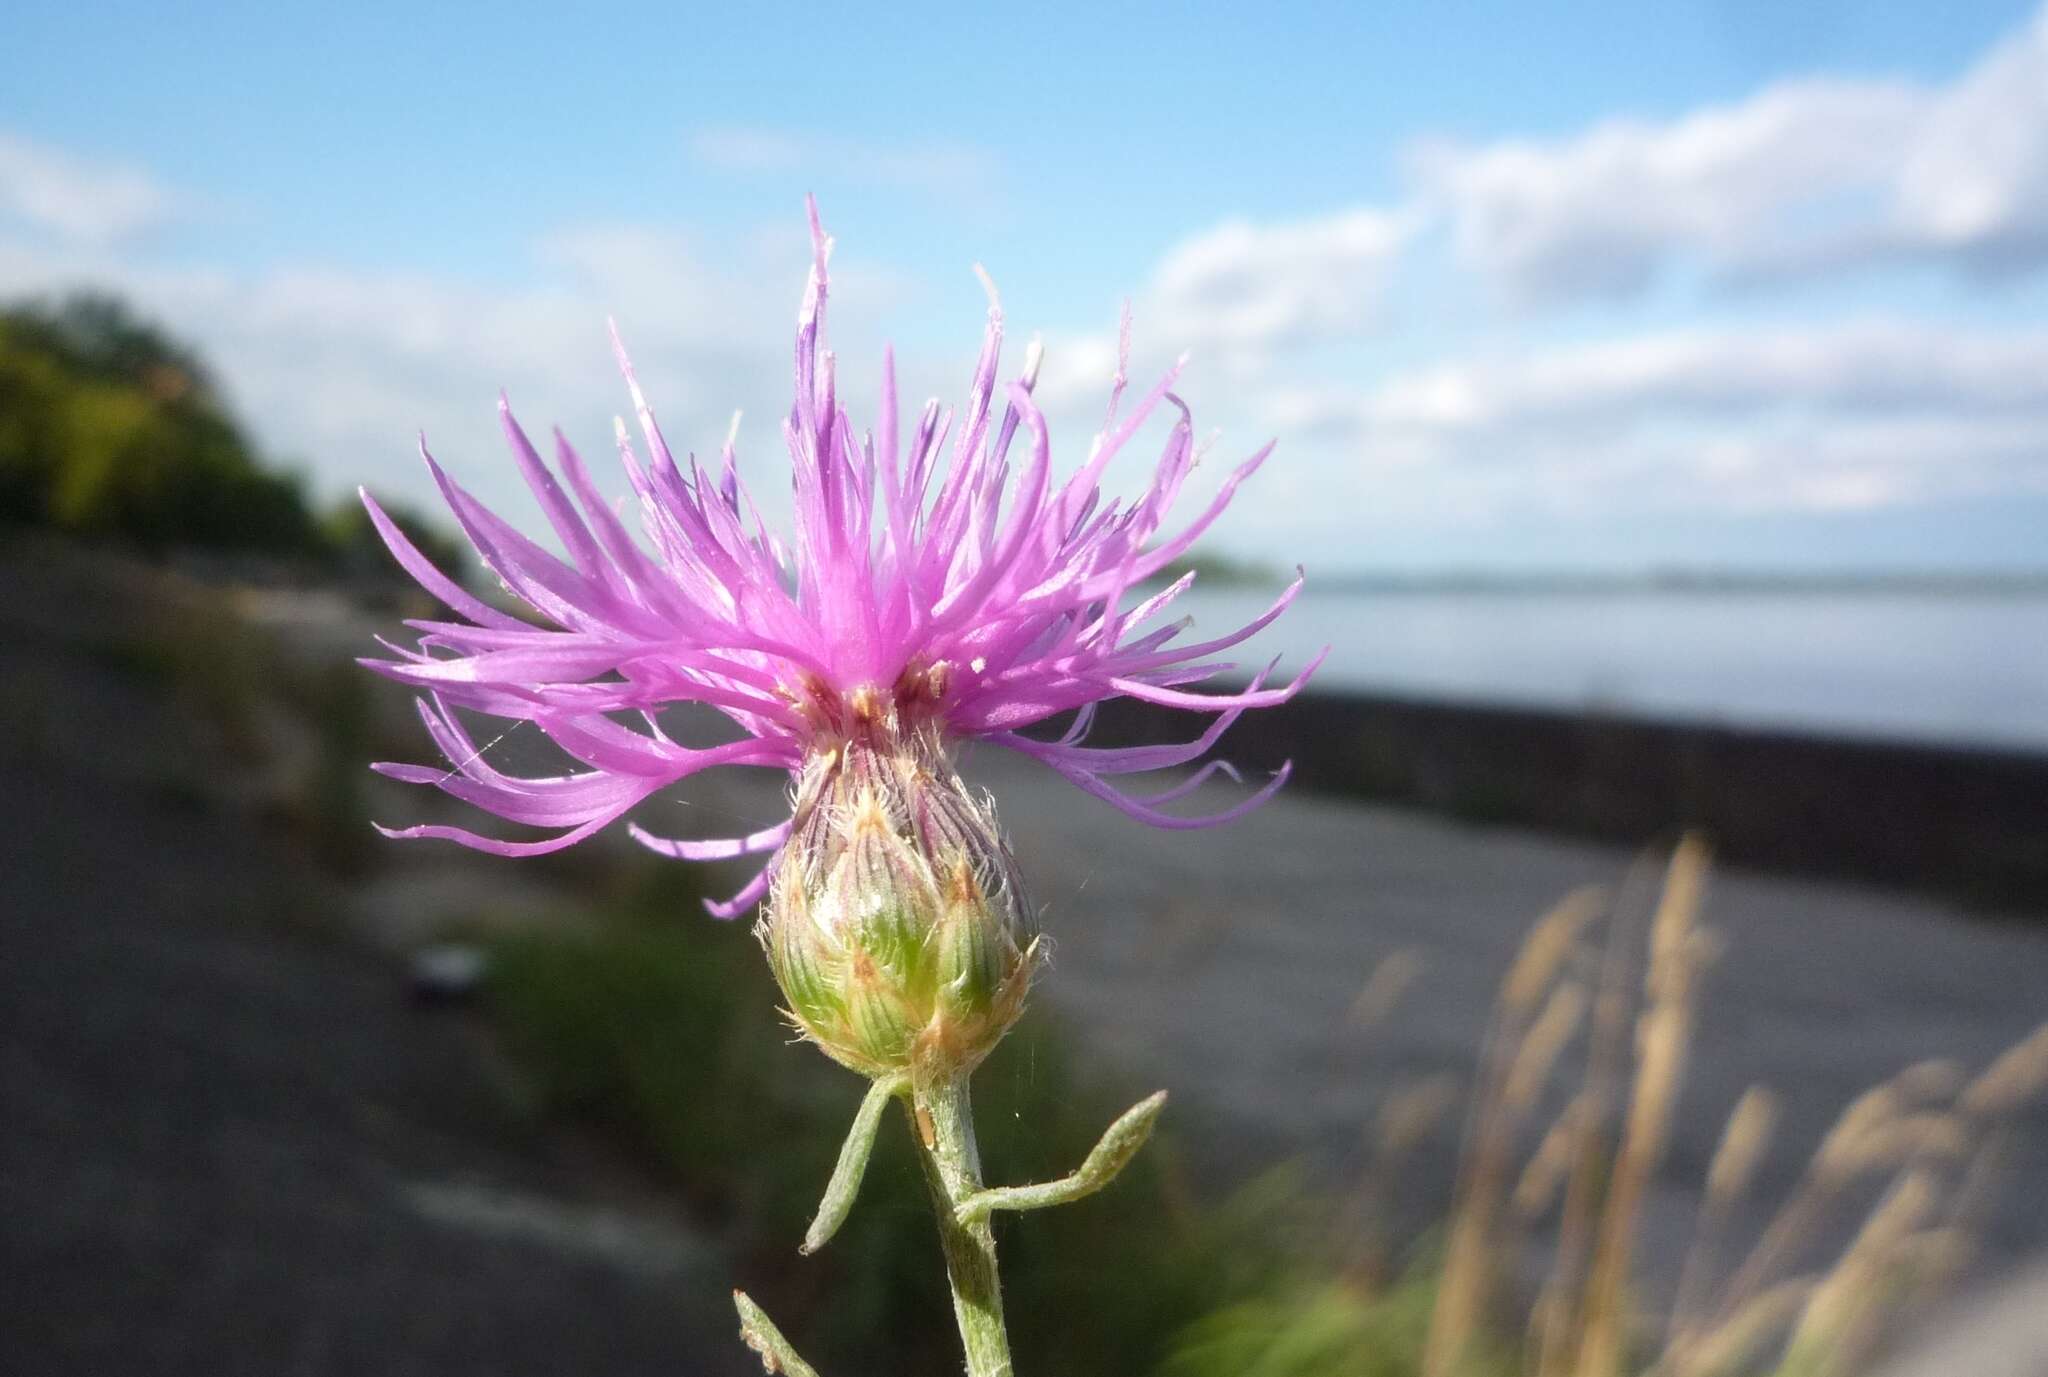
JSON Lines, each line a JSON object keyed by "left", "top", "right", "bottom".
{"left": 908, "top": 1075, "right": 1014, "bottom": 1377}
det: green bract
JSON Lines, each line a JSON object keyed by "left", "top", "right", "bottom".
{"left": 760, "top": 712, "right": 1040, "bottom": 1082}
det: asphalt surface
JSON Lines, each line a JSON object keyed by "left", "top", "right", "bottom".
{"left": 0, "top": 758, "right": 749, "bottom": 1377}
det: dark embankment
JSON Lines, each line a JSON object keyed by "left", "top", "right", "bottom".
{"left": 1080, "top": 691, "right": 2048, "bottom": 913}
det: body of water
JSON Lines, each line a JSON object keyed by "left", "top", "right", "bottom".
{"left": 1173, "top": 586, "right": 2048, "bottom": 751}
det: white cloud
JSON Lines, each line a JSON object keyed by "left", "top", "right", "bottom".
{"left": 1267, "top": 322, "right": 2048, "bottom": 522}
{"left": 1413, "top": 82, "right": 1920, "bottom": 302}
{"left": 689, "top": 126, "right": 997, "bottom": 197}
{"left": 1147, "top": 208, "right": 1418, "bottom": 354}
{"left": 1005, "top": 216, "right": 2044, "bottom": 545}
{"left": 1417, "top": 4, "right": 2048, "bottom": 300}
{"left": 1891, "top": 8, "right": 2048, "bottom": 270}
{"left": 0, "top": 222, "right": 860, "bottom": 527}
{"left": 1024, "top": 204, "right": 1418, "bottom": 434}
{"left": 1353, "top": 324, "right": 2048, "bottom": 427}
{"left": 0, "top": 132, "right": 179, "bottom": 244}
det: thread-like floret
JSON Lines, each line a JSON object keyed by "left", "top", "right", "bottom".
{"left": 361, "top": 200, "right": 1322, "bottom": 918}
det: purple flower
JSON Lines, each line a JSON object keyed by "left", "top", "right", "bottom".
{"left": 361, "top": 202, "right": 1322, "bottom": 917}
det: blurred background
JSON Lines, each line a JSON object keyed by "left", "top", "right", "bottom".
{"left": 4, "top": 2, "right": 2047, "bottom": 1374}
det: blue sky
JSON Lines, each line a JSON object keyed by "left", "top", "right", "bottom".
{"left": 4, "top": 0, "right": 2046, "bottom": 571}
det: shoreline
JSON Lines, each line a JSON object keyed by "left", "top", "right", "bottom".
{"left": 1078, "top": 688, "right": 2048, "bottom": 914}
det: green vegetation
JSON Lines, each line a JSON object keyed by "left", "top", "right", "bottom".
{"left": 319, "top": 491, "right": 471, "bottom": 585}
{"left": 1, "top": 293, "right": 316, "bottom": 553}
{"left": 0, "top": 291, "right": 463, "bottom": 578}
{"left": 1163, "top": 1273, "right": 1492, "bottom": 1377}
{"left": 1149, "top": 549, "right": 1287, "bottom": 588}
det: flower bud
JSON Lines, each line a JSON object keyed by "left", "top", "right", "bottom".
{"left": 760, "top": 720, "right": 1038, "bottom": 1081}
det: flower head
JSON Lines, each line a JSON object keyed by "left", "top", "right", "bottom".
{"left": 362, "top": 200, "right": 1322, "bottom": 923}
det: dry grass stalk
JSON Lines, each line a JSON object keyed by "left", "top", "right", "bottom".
{"left": 1437, "top": 863, "right": 2044, "bottom": 1377}
{"left": 1706, "top": 1087, "right": 1779, "bottom": 1208}
{"left": 1891, "top": 1057, "right": 1965, "bottom": 1104}
{"left": 1378, "top": 1073, "right": 1464, "bottom": 1163}
{"left": 1503, "top": 982, "right": 1588, "bottom": 1116}
{"left": 1714, "top": 1056, "right": 1969, "bottom": 1327}
{"left": 1334, "top": 1073, "right": 1465, "bottom": 1274}
{"left": 1349, "top": 946, "right": 1428, "bottom": 1031}
{"left": 1425, "top": 1076, "right": 1530, "bottom": 1371}
{"left": 1660, "top": 1278, "right": 1813, "bottom": 1377}
{"left": 1814, "top": 1084, "right": 1904, "bottom": 1178}
{"left": 1426, "top": 884, "right": 1612, "bottom": 1377}
{"left": 1532, "top": 856, "right": 1662, "bottom": 1377}
{"left": 1815, "top": 1061, "right": 1952, "bottom": 1170}
{"left": 1646, "top": 839, "right": 1710, "bottom": 987}
{"left": 1424, "top": 1152, "right": 1508, "bottom": 1374}
{"left": 1817, "top": 1226, "right": 1976, "bottom": 1374}
{"left": 1782, "top": 1171, "right": 1937, "bottom": 1375}
{"left": 1502, "top": 886, "right": 1604, "bottom": 1017}
{"left": 1513, "top": 1092, "right": 1593, "bottom": 1220}
{"left": 1941, "top": 1127, "right": 2013, "bottom": 1244}
{"left": 1886, "top": 1225, "right": 1973, "bottom": 1294}
{"left": 1667, "top": 1086, "right": 1780, "bottom": 1351}
{"left": 1575, "top": 835, "right": 1715, "bottom": 1377}
{"left": 1865, "top": 1112, "right": 1967, "bottom": 1168}
{"left": 1961, "top": 1019, "right": 2048, "bottom": 1119}
{"left": 1692, "top": 1026, "right": 2039, "bottom": 1373}
{"left": 1306, "top": 834, "right": 2048, "bottom": 1377}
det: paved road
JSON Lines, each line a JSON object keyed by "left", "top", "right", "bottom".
{"left": 0, "top": 760, "right": 749, "bottom": 1377}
